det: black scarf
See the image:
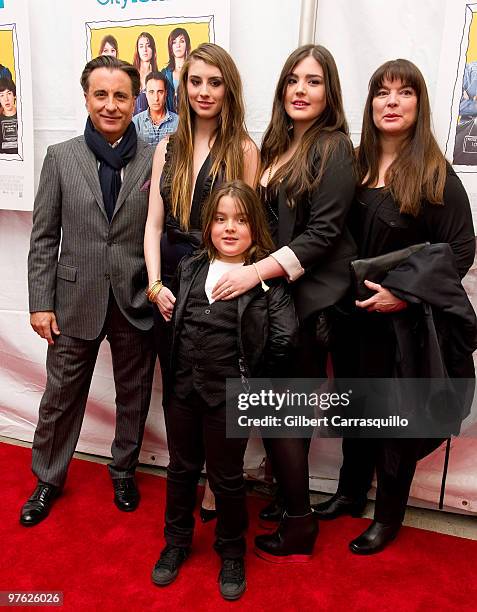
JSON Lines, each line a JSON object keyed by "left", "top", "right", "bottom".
{"left": 84, "top": 117, "right": 137, "bottom": 222}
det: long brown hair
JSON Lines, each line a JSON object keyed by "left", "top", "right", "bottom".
{"left": 132, "top": 32, "right": 158, "bottom": 74}
{"left": 261, "top": 44, "right": 351, "bottom": 205}
{"left": 98, "top": 34, "right": 119, "bottom": 57}
{"left": 168, "top": 43, "right": 251, "bottom": 230}
{"left": 166, "top": 27, "right": 191, "bottom": 71}
{"left": 201, "top": 180, "right": 274, "bottom": 264}
{"left": 358, "top": 59, "right": 446, "bottom": 215}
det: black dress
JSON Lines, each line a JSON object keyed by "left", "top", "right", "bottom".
{"left": 337, "top": 168, "right": 476, "bottom": 523}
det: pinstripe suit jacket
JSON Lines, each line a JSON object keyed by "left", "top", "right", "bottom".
{"left": 28, "top": 134, "right": 154, "bottom": 340}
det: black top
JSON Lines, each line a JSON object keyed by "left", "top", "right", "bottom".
{"left": 353, "top": 167, "right": 475, "bottom": 278}
{"left": 174, "top": 263, "right": 239, "bottom": 405}
{"left": 260, "top": 134, "right": 357, "bottom": 321}
{"left": 159, "top": 137, "right": 223, "bottom": 285}
{"left": 160, "top": 137, "right": 221, "bottom": 242}
{"left": 345, "top": 168, "right": 475, "bottom": 379}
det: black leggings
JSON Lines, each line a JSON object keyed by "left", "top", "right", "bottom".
{"left": 262, "top": 313, "right": 328, "bottom": 515}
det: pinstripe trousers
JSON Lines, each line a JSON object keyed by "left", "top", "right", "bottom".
{"left": 31, "top": 294, "right": 156, "bottom": 487}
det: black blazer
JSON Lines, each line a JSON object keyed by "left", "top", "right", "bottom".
{"left": 276, "top": 134, "right": 357, "bottom": 322}
{"left": 170, "top": 254, "right": 298, "bottom": 383}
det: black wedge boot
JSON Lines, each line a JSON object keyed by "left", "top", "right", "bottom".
{"left": 254, "top": 511, "right": 318, "bottom": 563}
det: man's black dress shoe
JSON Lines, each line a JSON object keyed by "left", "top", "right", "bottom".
{"left": 349, "top": 520, "right": 401, "bottom": 555}
{"left": 151, "top": 545, "right": 189, "bottom": 586}
{"left": 113, "top": 477, "right": 140, "bottom": 512}
{"left": 20, "top": 482, "right": 59, "bottom": 527}
{"left": 199, "top": 506, "right": 217, "bottom": 523}
{"left": 312, "top": 493, "right": 367, "bottom": 520}
{"left": 218, "top": 558, "right": 246, "bottom": 601}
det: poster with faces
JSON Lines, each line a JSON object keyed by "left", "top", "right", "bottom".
{"left": 434, "top": 0, "right": 477, "bottom": 347}
{"left": 435, "top": 0, "right": 477, "bottom": 224}
{"left": 73, "top": 0, "right": 230, "bottom": 133}
{"left": 0, "top": 0, "right": 34, "bottom": 210}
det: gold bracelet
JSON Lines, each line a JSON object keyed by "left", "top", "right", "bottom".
{"left": 146, "top": 280, "right": 163, "bottom": 302}
{"left": 252, "top": 262, "right": 269, "bottom": 293}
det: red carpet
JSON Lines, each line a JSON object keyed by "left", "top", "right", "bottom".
{"left": 1, "top": 441, "right": 477, "bottom": 612}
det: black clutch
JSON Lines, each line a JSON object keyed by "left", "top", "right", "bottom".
{"left": 350, "top": 243, "right": 428, "bottom": 301}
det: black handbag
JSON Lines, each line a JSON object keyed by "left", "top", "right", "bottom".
{"left": 350, "top": 243, "right": 428, "bottom": 301}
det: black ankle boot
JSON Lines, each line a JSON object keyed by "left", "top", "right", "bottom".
{"left": 312, "top": 493, "right": 367, "bottom": 520}
{"left": 349, "top": 520, "right": 401, "bottom": 555}
{"left": 258, "top": 497, "right": 283, "bottom": 529}
{"left": 254, "top": 512, "right": 318, "bottom": 563}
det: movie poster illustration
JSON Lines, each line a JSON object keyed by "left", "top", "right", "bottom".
{"left": 0, "top": 0, "right": 34, "bottom": 210}
{"left": 74, "top": 0, "right": 230, "bottom": 133}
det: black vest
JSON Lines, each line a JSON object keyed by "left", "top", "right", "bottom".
{"left": 174, "top": 263, "right": 240, "bottom": 406}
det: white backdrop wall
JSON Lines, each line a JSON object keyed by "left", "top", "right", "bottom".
{"left": 1, "top": 0, "right": 476, "bottom": 514}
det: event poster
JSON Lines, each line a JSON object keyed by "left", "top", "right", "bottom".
{"left": 73, "top": 0, "right": 230, "bottom": 132}
{"left": 0, "top": 0, "right": 34, "bottom": 211}
{"left": 435, "top": 1, "right": 477, "bottom": 221}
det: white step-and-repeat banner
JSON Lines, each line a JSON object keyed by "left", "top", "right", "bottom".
{"left": 1, "top": 0, "right": 476, "bottom": 514}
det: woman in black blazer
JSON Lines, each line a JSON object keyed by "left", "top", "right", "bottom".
{"left": 212, "top": 44, "right": 357, "bottom": 562}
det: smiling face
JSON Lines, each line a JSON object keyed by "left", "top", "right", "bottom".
{"left": 84, "top": 67, "right": 135, "bottom": 143}
{"left": 101, "top": 42, "right": 117, "bottom": 57}
{"left": 284, "top": 54, "right": 327, "bottom": 130}
{"left": 137, "top": 36, "right": 153, "bottom": 63}
{"left": 186, "top": 59, "right": 225, "bottom": 119}
{"left": 372, "top": 78, "right": 418, "bottom": 139}
{"left": 172, "top": 34, "right": 187, "bottom": 59}
{"left": 210, "top": 195, "right": 252, "bottom": 263}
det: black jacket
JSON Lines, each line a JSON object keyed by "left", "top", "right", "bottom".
{"left": 382, "top": 243, "right": 477, "bottom": 430}
{"left": 274, "top": 134, "right": 357, "bottom": 321}
{"left": 170, "top": 254, "right": 298, "bottom": 386}
{"left": 383, "top": 243, "right": 477, "bottom": 378}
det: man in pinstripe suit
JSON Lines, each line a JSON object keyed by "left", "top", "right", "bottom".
{"left": 20, "top": 56, "right": 156, "bottom": 526}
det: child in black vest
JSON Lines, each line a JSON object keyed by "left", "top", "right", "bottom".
{"left": 151, "top": 180, "right": 297, "bottom": 600}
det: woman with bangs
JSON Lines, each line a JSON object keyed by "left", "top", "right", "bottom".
{"left": 132, "top": 31, "right": 159, "bottom": 115}
{"left": 211, "top": 44, "right": 357, "bottom": 562}
{"left": 313, "top": 59, "right": 475, "bottom": 554}
{"left": 163, "top": 27, "right": 191, "bottom": 112}
{"left": 98, "top": 34, "right": 119, "bottom": 58}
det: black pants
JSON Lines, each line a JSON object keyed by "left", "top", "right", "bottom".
{"left": 334, "top": 313, "right": 476, "bottom": 525}
{"left": 32, "top": 294, "right": 156, "bottom": 487}
{"left": 164, "top": 389, "right": 249, "bottom": 559}
{"left": 338, "top": 438, "right": 445, "bottom": 524}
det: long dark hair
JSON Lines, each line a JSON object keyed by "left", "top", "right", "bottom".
{"left": 261, "top": 44, "right": 351, "bottom": 205}
{"left": 201, "top": 180, "right": 274, "bottom": 264}
{"left": 132, "top": 32, "right": 158, "bottom": 74}
{"left": 358, "top": 59, "right": 446, "bottom": 215}
{"left": 166, "top": 27, "right": 191, "bottom": 71}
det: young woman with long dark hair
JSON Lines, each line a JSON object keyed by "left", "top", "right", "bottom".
{"left": 212, "top": 44, "right": 357, "bottom": 562}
